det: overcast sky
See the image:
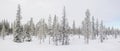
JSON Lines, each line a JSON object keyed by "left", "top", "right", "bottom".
{"left": 0, "top": 0, "right": 120, "bottom": 29}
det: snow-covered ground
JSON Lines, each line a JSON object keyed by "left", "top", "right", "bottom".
{"left": 0, "top": 35, "right": 120, "bottom": 51}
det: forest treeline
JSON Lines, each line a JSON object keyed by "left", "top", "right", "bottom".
{"left": 0, "top": 4, "right": 120, "bottom": 45}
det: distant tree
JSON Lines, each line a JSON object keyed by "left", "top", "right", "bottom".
{"left": 52, "top": 15, "right": 59, "bottom": 45}
{"left": 110, "top": 27, "right": 118, "bottom": 39}
{"left": 91, "top": 16, "right": 96, "bottom": 39}
{"left": 99, "top": 20, "right": 105, "bottom": 43}
{"left": 95, "top": 19, "right": 99, "bottom": 36}
{"left": 48, "top": 15, "right": 52, "bottom": 30}
{"left": 78, "top": 27, "right": 81, "bottom": 38}
{"left": 115, "top": 29, "right": 119, "bottom": 38}
{"left": 36, "top": 20, "right": 42, "bottom": 43}
{"left": 36, "top": 18, "right": 47, "bottom": 44}
{"left": 48, "top": 15, "right": 52, "bottom": 44}
{"left": 29, "top": 18, "right": 35, "bottom": 36}
{"left": 0, "top": 20, "right": 10, "bottom": 35}
{"left": 4, "top": 20, "right": 10, "bottom": 35}
{"left": 1, "top": 24, "right": 6, "bottom": 40}
{"left": 11, "top": 21, "right": 16, "bottom": 36}
{"left": 72, "top": 20, "right": 76, "bottom": 34}
{"left": 23, "top": 22, "right": 32, "bottom": 42}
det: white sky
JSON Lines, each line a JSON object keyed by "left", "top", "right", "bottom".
{"left": 0, "top": 0, "right": 120, "bottom": 29}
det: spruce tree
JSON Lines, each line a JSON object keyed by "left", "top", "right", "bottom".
{"left": 61, "top": 6, "right": 69, "bottom": 45}
{"left": 48, "top": 15, "right": 52, "bottom": 44}
{"left": 13, "top": 4, "right": 23, "bottom": 43}
{"left": 82, "top": 9, "right": 91, "bottom": 44}
{"left": 91, "top": 16, "right": 96, "bottom": 39}
{"left": 29, "top": 18, "right": 35, "bottom": 36}
{"left": 100, "top": 20, "right": 104, "bottom": 43}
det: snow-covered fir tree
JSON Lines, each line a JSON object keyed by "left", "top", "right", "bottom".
{"left": 95, "top": 19, "right": 99, "bottom": 36}
{"left": 99, "top": 20, "right": 105, "bottom": 43}
{"left": 52, "top": 15, "right": 60, "bottom": 45}
{"left": 29, "top": 18, "right": 35, "bottom": 36}
{"left": 60, "top": 6, "right": 69, "bottom": 45}
{"left": 23, "top": 21, "right": 32, "bottom": 42}
{"left": 48, "top": 15, "right": 52, "bottom": 44}
{"left": 0, "top": 20, "right": 10, "bottom": 36}
{"left": 82, "top": 9, "right": 91, "bottom": 44}
{"left": 36, "top": 18, "right": 47, "bottom": 44}
{"left": 13, "top": 4, "right": 24, "bottom": 43}
{"left": 91, "top": 16, "right": 96, "bottom": 39}
{"left": 77, "top": 27, "right": 81, "bottom": 38}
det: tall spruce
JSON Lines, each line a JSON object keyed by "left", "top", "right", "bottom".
{"left": 48, "top": 15, "right": 52, "bottom": 44}
{"left": 95, "top": 19, "right": 99, "bottom": 36}
{"left": 82, "top": 9, "right": 91, "bottom": 44}
{"left": 61, "top": 6, "right": 69, "bottom": 45}
{"left": 52, "top": 15, "right": 59, "bottom": 45}
{"left": 13, "top": 4, "right": 23, "bottom": 43}
{"left": 29, "top": 18, "right": 35, "bottom": 36}
{"left": 100, "top": 20, "right": 104, "bottom": 43}
{"left": 91, "top": 16, "right": 96, "bottom": 39}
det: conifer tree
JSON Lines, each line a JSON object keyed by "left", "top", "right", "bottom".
{"left": 72, "top": 20, "right": 76, "bottom": 34}
{"left": 82, "top": 9, "right": 91, "bottom": 44}
{"left": 14, "top": 4, "right": 23, "bottom": 43}
{"left": 91, "top": 16, "right": 96, "bottom": 39}
{"left": 61, "top": 6, "right": 69, "bottom": 45}
{"left": 99, "top": 20, "right": 104, "bottom": 43}
{"left": 48, "top": 15, "right": 52, "bottom": 44}
{"left": 1, "top": 24, "right": 6, "bottom": 40}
